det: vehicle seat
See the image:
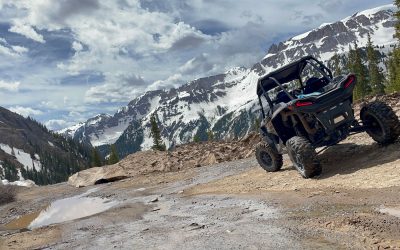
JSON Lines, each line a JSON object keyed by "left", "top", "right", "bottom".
{"left": 275, "top": 91, "right": 291, "bottom": 104}
{"left": 304, "top": 77, "right": 328, "bottom": 94}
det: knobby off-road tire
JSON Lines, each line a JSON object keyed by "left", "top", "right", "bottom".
{"left": 361, "top": 101, "right": 400, "bottom": 145}
{"left": 255, "top": 142, "right": 283, "bottom": 172}
{"left": 286, "top": 136, "right": 321, "bottom": 178}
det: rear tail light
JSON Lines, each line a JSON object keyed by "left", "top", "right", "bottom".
{"left": 344, "top": 75, "right": 356, "bottom": 89}
{"left": 295, "top": 101, "right": 313, "bottom": 107}
{"left": 288, "top": 100, "right": 313, "bottom": 110}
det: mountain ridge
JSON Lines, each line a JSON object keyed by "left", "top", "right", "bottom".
{"left": 0, "top": 106, "right": 92, "bottom": 185}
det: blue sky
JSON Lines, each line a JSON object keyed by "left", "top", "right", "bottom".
{"left": 0, "top": 0, "right": 393, "bottom": 130}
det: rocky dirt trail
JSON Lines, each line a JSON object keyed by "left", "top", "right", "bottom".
{"left": 1, "top": 159, "right": 336, "bottom": 249}
{"left": 1, "top": 131, "right": 400, "bottom": 249}
{"left": 1, "top": 95, "right": 400, "bottom": 249}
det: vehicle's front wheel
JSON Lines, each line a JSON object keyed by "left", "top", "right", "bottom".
{"left": 286, "top": 136, "right": 321, "bottom": 178}
{"left": 361, "top": 101, "right": 400, "bottom": 145}
{"left": 255, "top": 142, "right": 283, "bottom": 172}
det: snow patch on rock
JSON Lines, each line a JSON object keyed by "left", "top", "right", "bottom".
{"left": 0, "top": 143, "right": 42, "bottom": 171}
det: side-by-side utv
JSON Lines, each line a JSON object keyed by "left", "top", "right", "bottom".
{"left": 255, "top": 55, "right": 400, "bottom": 178}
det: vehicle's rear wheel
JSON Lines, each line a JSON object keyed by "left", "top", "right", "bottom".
{"left": 255, "top": 142, "right": 283, "bottom": 172}
{"left": 361, "top": 101, "right": 400, "bottom": 145}
{"left": 286, "top": 136, "right": 321, "bottom": 178}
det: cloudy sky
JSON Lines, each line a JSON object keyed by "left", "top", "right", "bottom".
{"left": 0, "top": 0, "right": 393, "bottom": 130}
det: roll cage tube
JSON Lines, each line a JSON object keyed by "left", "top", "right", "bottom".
{"left": 306, "top": 59, "right": 333, "bottom": 81}
{"left": 257, "top": 80, "right": 274, "bottom": 118}
{"left": 258, "top": 96, "right": 265, "bottom": 118}
{"left": 257, "top": 57, "right": 333, "bottom": 118}
{"left": 269, "top": 76, "right": 295, "bottom": 100}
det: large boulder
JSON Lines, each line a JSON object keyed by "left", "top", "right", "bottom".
{"left": 68, "top": 165, "right": 128, "bottom": 187}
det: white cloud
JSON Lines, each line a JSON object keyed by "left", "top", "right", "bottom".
{"left": 45, "top": 119, "right": 74, "bottom": 131}
{"left": 0, "top": 44, "right": 16, "bottom": 57}
{"left": 84, "top": 72, "right": 148, "bottom": 103}
{"left": 40, "top": 101, "right": 58, "bottom": 109}
{"left": 178, "top": 53, "right": 215, "bottom": 75}
{"left": 0, "top": 37, "right": 28, "bottom": 57}
{"left": 72, "top": 41, "right": 83, "bottom": 52}
{"left": 0, "top": 0, "right": 392, "bottom": 124}
{"left": 0, "top": 80, "right": 20, "bottom": 92}
{"left": 8, "top": 21, "right": 45, "bottom": 43}
{"left": 148, "top": 73, "right": 184, "bottom": 91}
{"left": 11, "top": 45, "right": 29, "bottom": 54}
{"left": 9, "top": 106, "right": 43, "bottom": 117}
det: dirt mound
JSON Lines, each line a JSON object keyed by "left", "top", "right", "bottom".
{"left": 354, "top": 92, "right": 400, "bottom": 115}
{"left": 121, "top": 132, "right": 261, "bottom": 173}
{"left": 68, "top": 132, "right": 261, "bottom": 187}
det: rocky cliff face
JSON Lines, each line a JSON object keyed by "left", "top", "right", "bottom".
{"left": 61, "top": 4, "right": 397, "bottom": 159}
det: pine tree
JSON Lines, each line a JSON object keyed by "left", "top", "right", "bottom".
{"left": 193, "top": 134, "right": 200, "bottom": 143}
{"left": 108, "top": 145, "right": 119, "bottom": 164}
{"left": 91, "top": 148, "right": 102, "bottom": 167}
{"left": 386, "top": 50, "right": 400, "bottom": 92}
{"left": 348, "top": 42, "right": 370, "bottom": 100}
{"left": 332, "top": 53, "right": 342, "bottom": 76}
{"left": 386, "top": 0, "right": 400, "bottom": 92}
{"left": 206, "top": 129, "right": 214, "bottom": 141}
{"left": 254, "top": 117, "right": 261, "bottom": 132}
{"left": 366, "top": 33, "right": 385, "bottom": 95}
{"left": 347, "top": 44, "right": 355, "bottom": 72}
{"left": 396, "top": 0, "right": 400, "bottom": 41}
{"left": 150, "top": 113, "right": 166, "bottom": 151}
{"left": 3, "top": 160, "right": 18, "bottom": 181}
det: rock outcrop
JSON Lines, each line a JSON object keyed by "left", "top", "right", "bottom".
{"left": 68, "top": 132, "right": 261, "bottom": 187}
{"left": 68, "top": 165, "right": 128, "bottom": 187}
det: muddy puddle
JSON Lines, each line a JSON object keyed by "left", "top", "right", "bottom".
{"left": 3, "top": 189, "right": 118, "bottom": 230}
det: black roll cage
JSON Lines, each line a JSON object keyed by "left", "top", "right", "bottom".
{"left": 257, "top": 56, "right": 333, "bottom": 118}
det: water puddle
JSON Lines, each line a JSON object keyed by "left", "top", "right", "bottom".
{"left": 2, "top": 210, "right": 43, "bottom": 230}
{"left": 379, "top": 206, "right": 400, "bottom": 218}
{"left": 3, "top": 189, "right": 118, "bottom": 230}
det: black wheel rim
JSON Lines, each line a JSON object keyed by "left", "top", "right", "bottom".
{"left": 260, "top": 151, "right": 272, "bottom": 166}
{"left": 364, "top": 114, "right": 384, "bottom": 138}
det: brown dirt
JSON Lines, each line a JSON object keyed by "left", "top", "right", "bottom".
{"left": 186, "top": 134, "right": 400, "bottom": 195}
{"left": 0, "top": 226, "right": 61, "bottom": 250}
{"left": 111, "top": 166, "right": 197, "bottom": 190}
{"left": 117, "top": 132, "right": 260, "bottom": 175}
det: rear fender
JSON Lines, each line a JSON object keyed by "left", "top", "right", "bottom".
{"left": 259, "top": 128, "right": 280, "bottom": 153}
{"left": 359, "top": 104, "right": 368, "bottom": 121}
{"left": 271, "top": 113, "right": 296, "bottom": 145}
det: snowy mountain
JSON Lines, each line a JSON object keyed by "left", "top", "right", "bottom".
{"left": 0, "top": 107, "right": 92, "bottom": 185}
{"left": 263, "top": 4, "right": 396, "bottom": 64}
{"left": 62, "top": 4, "right": 398, "bottom": 158}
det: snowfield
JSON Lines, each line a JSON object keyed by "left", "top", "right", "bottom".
{"left": 0, "top": 144, "right": 41, "bottom": 171}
